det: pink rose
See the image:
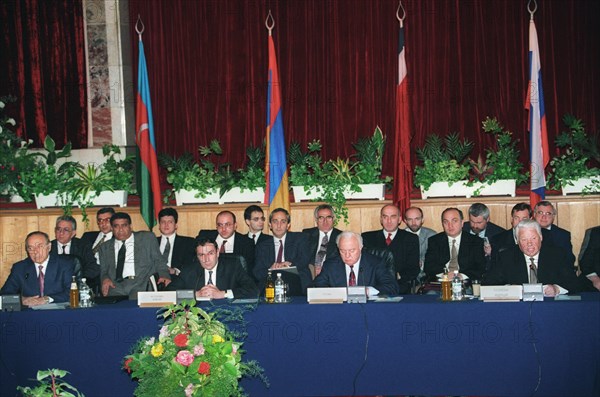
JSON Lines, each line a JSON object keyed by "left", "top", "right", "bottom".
{"left": 175, "top": 350, "right": 194, "bottom": 366}
{"left": 193, "top": 344, "right": 205, "bottom": 356}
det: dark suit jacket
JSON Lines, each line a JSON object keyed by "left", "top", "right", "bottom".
{"left": 157, "top": 234, "right": 196, "bottom": 271}
{"left": 313, "top": 251, "right": 399, "bottom": 296}
{"left": 579, "top": 226, "right": 600, "bottom": 291}
{"left": 51, "top": 238, "right": 99, "bottom": 283}
{"left": 1, "top": 253, "right": 75, "bottom": 302}
{"left": 196, "top": 230, "right": 256, "bottom": 279}
{"left": 254, "top": 232, "right": 312, "bottom": 295}
{"left": 80, "top": 231, "right": 100, "bottom": 248}
{"left": 424, "top": 232, "right": 486, "bottom": 282}
{"left": 462, "top": 221, "right": 506, "bottom": 240}
{"left": 544, "top": 224, "right": 573, "bottom": 256}
{"left": 482, "top": 244, "right": 580, "bottom": 293}
{"left": 166, "top": 255, "right": 258, "bottom": 298}
{"left": 361, "top": 229, "right": 420, "bottom": 294}
{"left": 98, "top": 231, "right": 170, "bottom": 297}
{"left": 249, "top": 232, "right": 271, "bottom": 246}
{"left": 301, "top": 227, "right": 342, "bottom": 263}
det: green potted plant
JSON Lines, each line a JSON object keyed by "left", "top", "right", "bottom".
{"left": 17, "top": 368, "right": 84, "bottom": 397}
{"left": 547, "top": 114, "right": 600, "bottom": 195}
{"left": 467, "top": 117, "right": 528, "bottom": 197}
{"left": 413, "top": 132, "right": 473, "bottom": 198}
{"left": 220, "top": 143, "right": 266, "bottom": 203}
{"left": 18, "top": 136, "right": 81, "bottom": 208}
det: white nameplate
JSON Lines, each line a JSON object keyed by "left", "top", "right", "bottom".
{"left": 307, "top": 287, "right": 347, "bottom": 304}
{"left": 137, "top": 291, "right": 177, "bottom": 307}
{"left": 480, "top": 285, "right": 523, "bottom": 302}
{"left": 522, "top": 283, "right": 544, "bottom": 301}
{"left": 347, "top": 286, "right": 367, "bottom": 304}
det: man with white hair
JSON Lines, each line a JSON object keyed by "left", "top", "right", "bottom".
{"left": 482, "top": 220, "right": 580, "bottom": 296}
{"left": 313, "top": 231, "right": 399, "bottom": 296}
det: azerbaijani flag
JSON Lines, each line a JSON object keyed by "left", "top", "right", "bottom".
{"left": 525, "top": 17, "right": 549, "bottom": 208}
{"left": 136, "top": 38, "right": 162, "bottom": 229}
{"left": 392, "top": 17, "right": 412, "bottom": 214}
{"left": 264, "top": 32, "right": 290, "bottom": 212}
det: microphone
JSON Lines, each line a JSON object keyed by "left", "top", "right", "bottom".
{"left": 529, "top": 263, "right": 539, "bottom": 282}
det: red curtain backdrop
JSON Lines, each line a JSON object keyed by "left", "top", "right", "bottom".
{"left": 127, "top": 0, "right": 599, "bottom": 176}
{"left": 0, "top": 0, "right": 87, "bottom": 148}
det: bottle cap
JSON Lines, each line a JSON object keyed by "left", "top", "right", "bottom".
{"left": 277, "top": 272, "right": 282, "bottom": 276}
{"left": 82, "top": 278, "right": 86, "bottom": 282}
{"left": 454, "top": 270, "right": 458, "bottom": 274}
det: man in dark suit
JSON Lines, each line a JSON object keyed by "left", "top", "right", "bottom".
{"left": 1, "top": 231, "right": 74, "bottom": 306}
{"left": 424, "top": 207, "right": 486, "bottom": 282}
{"left": 362, "top": 204, "right": 420, "bottom": 294}
{"left": 244, "top": 205, "right": 270, "bottom": 245}
{"left": 157, "top": 208, "right": 196, "bottom": 277}
{"left": 99, "top": 212, "right": 170, "bottom": 298}
{"left": 302, "top": 204, "right": 342, "bottom": 279}
{"left": 490, "top": 203, "right": 532, "bottom": 258}
{"left": 51, "top": 215, "right": 99, "bottom": 290}
{"left": 254, "top": 208, "right": 312, "bottom": 295}
{"left": 197, "top": 210, "right": 256, "bottom": 279}
{"left": 534, "top": 200, "right": 573, "bottom": 256}
{"left": 483, "top": 220, "right": 580, "bottom": 295}
{"left": 80, "top": 207, "right": 115, "bottom": 259}
{"left": 313, "top": 231, "right": 399, "bottom": 296}
{"left": 167, "top": 238, "right": 258, "bottom": 299}
{"left": 579, "top": 225, "right": 600, "bottom": 292}
{"left": 462, "top": 203, "right": 506, "bottom": 264}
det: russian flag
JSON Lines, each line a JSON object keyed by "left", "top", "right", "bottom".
{"left": 525, "top": 18, "right": 549, "bottom": 208}
{"left": 264, "top": 33, "right": 290, "bottom": 212}
{"left": 136, "top": 38, "right": 162, "bottom": 229}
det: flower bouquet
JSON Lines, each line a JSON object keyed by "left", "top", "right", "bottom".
{"left": 124, "top": 301, "right": 266, "bottom": 397}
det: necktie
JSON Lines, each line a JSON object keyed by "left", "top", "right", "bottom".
{"left": 116, "top": 241, "right": 126, "bottom": 282}
{"left": 315, "top": 233, "right": 328, "bottom": 266}
{"left": 162, "top": 237, "right": 171, "bottom": 262}
{"left": 219, "top": 240, "right": 227, "bottom": 254}
{"left": 348, "top": 265, "right": 356, "bottom": 286}
{"left": 276, "top": 239, "right": 283, "bottom": 263}
{"left": 38, "top": 265, "right": 45, "bottom": 296}
{"left": 448, "top": 239, "right": 459, "bottom": 273}
{"left": 61, "top": 245, "right": 67, "bottom": 254}
{"left": 92, "top": 234, "right": 106, "bottom": 254}
{"left": 386, "top": 233, "right": 392, "bottom": 246}
{"left": 252, "top": 234, "right": 256, "bottom": 243}
{"left": 207, "top": 270, "right": 213, "bottom": 285}
{"left": 529, "top": 257, "right": 538, "bottom": 283}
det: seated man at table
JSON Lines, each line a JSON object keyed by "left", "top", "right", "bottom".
{"left": 167, "top": 238, "right": 258, "bottom": 299}
{"left": 579, "top": 225, "right": 600, "bottom": 292}
{"left": 1, "top": 231, "right": 74, "bottom": 306}
{"left": 313, "top": 231, "right": 399, "bottom": 296}
{"left": 302, "top": 204, "right": 342, "bottom": 279}
{"left": 98, "top": 212, "right": 171, "bottom": 298}
{"left": 254, "top": 208, "right": 312, "bottom": 295}
{"left": 482, "top": 220, "right": 580, "bottom": 296}
{"left": 424, "top": 207, "right": 486, "bottom": 283}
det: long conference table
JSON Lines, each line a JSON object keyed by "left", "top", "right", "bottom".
{"left": 1, "top": 294, "right": 599, "bottom": 397}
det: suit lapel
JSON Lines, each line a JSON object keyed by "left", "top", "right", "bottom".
{"left": 514, "top": 250, "right": 528, "bottom": 283}
{"left": 25, "top": 260, "right": 40, "bottom": 295}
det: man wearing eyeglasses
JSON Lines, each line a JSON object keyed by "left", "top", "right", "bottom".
{"left": 81, "top": 207, "right": 115, "bottom": 262}
{"left": 51, "top": 215, "right": 99, "bottom": 291}
{"left": 1, "top": 231, "right": 74, "bottom": 306}
{"left": 197, "top": 210, "right": 256, "bottom": 280}
{"left": 313, "top": 231, "right": 399, "bottom": 296}
{"left": 244, "top": 205, "right": 270, "bottom": 245}
{"left": 362, "top": 204, "right": 420, "bottom": 294}
{"left": 166, "top": 238, "right": 258, "bottom": 299}
{"left": 302, "top": 204, "right": 342, "bottom": 279}
{"left": 533, "top": 201, "right": 573, "bottom": 257}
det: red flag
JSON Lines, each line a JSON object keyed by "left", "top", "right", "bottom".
{"left": 392, "top": 18, "right": 412, "bottom": 215}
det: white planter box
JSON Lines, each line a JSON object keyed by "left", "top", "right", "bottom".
{"left": 81, "top": 190, "right": 128, "bottom": 207}
{"left": 219, "top": 187, "right": 264, "bottom": 204}
{"left": 420, "top": 181, "right": 473, "bottom": 199}
{"left": 471, "top": 179, "right": 516, "bottom": 197}
{"left": 561, "top": 176, "right": 600, "bottom": 195}
{"left": 175, "top": 189, "right": 221, "bottom": 206}
{"left": 35, "top": 192, "right": 66, "bottom": 209}
{"left": 292, "top": 184, "right": 385, "bottom": 202}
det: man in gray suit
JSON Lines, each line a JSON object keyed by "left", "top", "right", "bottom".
{"left": 403, "top": 206, "right": 436, "bottom": 270}
{"left": 99, "top": 212, "right": 170, "bottom": 298}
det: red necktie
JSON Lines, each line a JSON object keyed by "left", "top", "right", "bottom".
{"left": 219, "top": 240, "right": 227, "bottom": 254}
{"left": 348, "top": 265, "right": 356, "bottom": 286}
{"left": 386, "top": 233, "right": 392, "bottom": 246}
{"left": 38, "top": 265, "right": 45, "bottom": 296}
{"left": 276, "top": 240, "right": 283, "bottom": 263}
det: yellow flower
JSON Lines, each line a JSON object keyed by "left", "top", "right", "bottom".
{"left": 212, "top": 335, "right": 224, "bottom": 344}
{"left": 151, "top": 343, "right": 164, "bottom": 357}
